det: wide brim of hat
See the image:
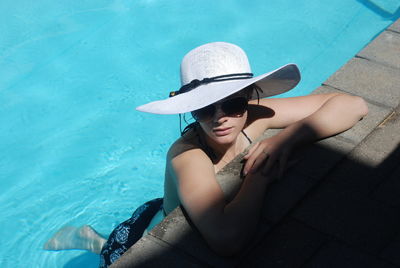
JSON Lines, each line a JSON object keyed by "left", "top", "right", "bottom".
{"left": 136, "top": 63, "right": 300, "bottom": 114}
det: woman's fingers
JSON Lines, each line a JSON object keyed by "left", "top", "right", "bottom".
{"left": 250, "top": 151, "right": 268, "bottom": 173}
{"left": 243, "top": 142, "right": 259, "bottom": 159}
{"left": 244, "top": 141, "right": 293, "bottom": 177}
{"left": 243, "top": 143, "right": 259, "bottom": 174}
{"left": 243, "top": 144, "right": 269, "bottom": 175}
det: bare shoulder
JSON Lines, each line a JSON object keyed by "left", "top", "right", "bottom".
{"left": 164, "top": 128, "right": 223, "bottom": 214}
{"left": 167, "top": 129, "right": 202, "bottom": 161}
{"left": 167, "top": 129, "right": 214, "bottom": 173}
{"left": 164, "top": 128, "right": 215, "bottom": 213}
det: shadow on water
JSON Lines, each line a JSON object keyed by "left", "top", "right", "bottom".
{"left": 356, "top": 0, "right": 400, "bottom": 19}
{"left": 63, "top": 252, "right": 99, "bottom": 268}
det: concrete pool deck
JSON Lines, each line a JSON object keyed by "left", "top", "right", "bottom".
{"left": 112, "top": 18, "right": 400, "bottom": 267}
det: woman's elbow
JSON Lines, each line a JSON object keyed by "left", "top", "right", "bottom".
{"left": 352, "top": 95, "right": 369, "bottom": 119}
{"left": 339, "top": 94, "right": 368, "bottom": 120}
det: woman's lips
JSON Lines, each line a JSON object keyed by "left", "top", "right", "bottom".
{"left": 213, "top": 127, "right": 232, "bottom": 136}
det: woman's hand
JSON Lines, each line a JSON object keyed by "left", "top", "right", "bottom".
{"left": 243, "top": 133, "right": 295, "bottom": 179}
{"left": 242, "top": 94, "right": 368, "bottom": 179}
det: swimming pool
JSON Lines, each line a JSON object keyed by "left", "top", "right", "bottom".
{"left": 0, "top": 0, "right": 398, "bottom": 267}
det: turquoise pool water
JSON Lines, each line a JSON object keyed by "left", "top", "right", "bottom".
{"left": 0, "top": 0, "right": 398, "bottom": 267}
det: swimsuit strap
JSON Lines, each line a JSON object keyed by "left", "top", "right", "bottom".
{"left": 187, "top": 123, "right": 252, "bottom": 161}
{"left": 241, "top": 129, "right": 252, "bottom": 144}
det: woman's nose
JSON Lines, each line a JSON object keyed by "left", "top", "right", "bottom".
{"left": 213, "top": 105, "right": 227, "bottom": 123}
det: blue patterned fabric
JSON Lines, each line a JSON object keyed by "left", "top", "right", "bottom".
{"left": 99, "top": 198, "right": 163, "bottom": 267}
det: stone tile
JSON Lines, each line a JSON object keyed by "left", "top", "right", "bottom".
{"left": 216, "top": 154, "right": 246, "bottom": 202}
{"left": 342, "top": 100, "right": 392, "bottom": 143}
{"left": 303, "top": 240, "right": 397, "bottom": 268}
{"left": 388, "top": 19, "right": 400, "bottom": 33}
{"left": 111, "top": 235, "right": 204, "bottom": 268}
{"left": 312, "top": 85, "right": 392, "bottom": 144}
{"left": 330, "top": 106, "right": 400, "bottom": 196}
{"left": 239, "top": 219, "right": 327, "bottom": 268}
{"left": 290, "top": 136, "right": 356, "bottom": 180}
{"left": 324, "top": 57, "right": 400, "bottom": 108}
{"left": 372, "top": 163, "right": 400, "bottom": 207}
{"left": 238, "top": 218, "right": 274, "bottom": 258}
{"left": 325, "top": 153, "right": 381, "bottom": 197}
{"left": 149, "top": 208, "right": 237, "bottom": 268}
{"left": 310, "top": 85, "right": 336, "bottom": 95}
{"left": 293, "top": 182, "right": 400, "bottom": 254}
{"left": 261, "top": 171, "right": 315, "bottom": 224}
{"left": 381, "top": 231, "right": 400, "bottom": 266}
{"left": 358, "top": 30, "right": 400, "bottom": 69}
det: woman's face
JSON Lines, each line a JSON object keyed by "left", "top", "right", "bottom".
{"left": 196, "top": 93, "right": 249, "bottom": 146}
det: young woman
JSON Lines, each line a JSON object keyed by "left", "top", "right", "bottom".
{"left": 44, "top": 42, "right": 368, "bottom": 266}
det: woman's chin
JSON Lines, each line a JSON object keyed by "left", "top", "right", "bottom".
{"left": 212, "top": 134, "right": 236, "bottom": 145}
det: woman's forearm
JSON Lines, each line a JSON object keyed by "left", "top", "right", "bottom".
{"left": 215, "top": 171, "right": 273, "bottom": 255}
{"left": 280, "top": 94, "right": 368, "bottom": 147}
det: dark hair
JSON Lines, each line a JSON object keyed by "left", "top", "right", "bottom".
{"left": 244, "top": 83, "right": 262, "bottom": 104}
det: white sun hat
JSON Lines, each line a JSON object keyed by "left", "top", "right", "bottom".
{"left": 136, "top": 42, "right": 300, "bottom": 114}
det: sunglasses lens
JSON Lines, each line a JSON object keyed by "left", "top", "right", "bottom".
{"left": 191, "top": 97, "right": 248, "bottom": 121}
{"left": 191, "top": 105, "right": 215, "bottom": 121}
{"left": 222, "top": 97, "right": 248, "bottom": 116}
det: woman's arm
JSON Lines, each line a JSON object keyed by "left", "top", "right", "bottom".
{"left": 170, "top": 93, "right": 368, "bottom": 256}
{"left": 170, "top": 149, "right": 274, "bottom": 256}
{"left": 243, "top": 93, "right": 368, "bottom": 176}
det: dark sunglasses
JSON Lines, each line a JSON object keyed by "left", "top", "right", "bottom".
{"left": 191, "top": 97, "right": 248, "bottom": 122}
